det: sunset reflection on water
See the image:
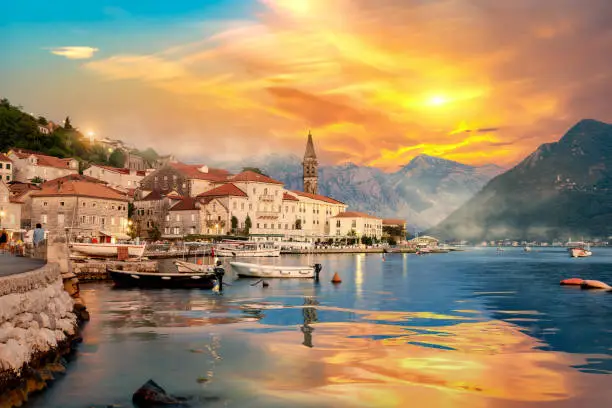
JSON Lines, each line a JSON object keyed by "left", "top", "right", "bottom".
{"left": 28, "top": 249, "right": 612, "bottom": 408}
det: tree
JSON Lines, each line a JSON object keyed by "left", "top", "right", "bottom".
{"left": 64, "top": 116, "right": 72, "bottom": 130}
{"left": 231, "top": 216, "right": 238, "bottom": 233}
{"left": 244, "top": 215, "right": 252, "bottom": 235}
{"left": 242, "top": 167, "right": 268, "bottom": 176}
{"left": 148, "top": 223, "right": 161, "bottom": 241}
{"left": 108, "top": 149, "right": 126, "bottom": 168}
{"left": 31, "top": 176, "right": 44, "bottom": 184}
{"left": 295, "top": 219, "right": 302, "bottom": 230}
{"left": 128, "top": 202, "right": 135, "bottom": 219}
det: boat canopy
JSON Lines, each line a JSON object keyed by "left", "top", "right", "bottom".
{"left": 99, "top": 230, "right": 131, "bottom": 240}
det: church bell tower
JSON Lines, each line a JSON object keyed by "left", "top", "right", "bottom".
{"left": 303, "top": 130, "right": 318, "bottom": 194}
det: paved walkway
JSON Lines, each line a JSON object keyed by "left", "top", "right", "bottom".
{"left": 0, "top": 253, "right": 46, "bottom": 277}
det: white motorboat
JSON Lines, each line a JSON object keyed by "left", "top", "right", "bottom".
{"left": 570, "top": 247, "right": 592, "bottom": 258}
{"left": 70, "top": 243, "right": 146, "bottom": 258}
{"left": 215, "top": 241, "right": 280, "bottom": 257}
{"left": 174, "top": 260, "right": 215, "bottom": 273}
{"left": 230, "top": 261, "right": 322, "bottom": 279}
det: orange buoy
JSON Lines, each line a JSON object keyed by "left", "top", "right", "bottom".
{"left": 581, "top": 280, "right": 612, "bottom": 290}
{"left": 560, "top": 278, "right": 584, "bottom": 286}
{"left": 331, "top": 272, "right": 342, "bottom": 284}
{"left": 196, "top": 259, "right": 203, "bottom": 265}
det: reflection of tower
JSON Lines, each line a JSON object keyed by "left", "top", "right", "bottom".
{"left": 303, "top": 131, "right": 318, "bottom": 194}
{"left": 301, "top": 297, "right": 319, "bottom": 348}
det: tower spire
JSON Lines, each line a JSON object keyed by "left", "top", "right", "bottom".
{"left": 302, "top": 130, "right": 318, "bottom": 194}
{"left": 304, "top": 130, "right": 317, "bottom": 159}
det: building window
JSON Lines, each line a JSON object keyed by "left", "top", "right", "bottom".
{"left": 41, "top": 214, "right": 47, "bottom": 224}
{"left": 253, "top": 188, "right": 256, "bottom": 194}
{"left": 5, "top": 176, "right": 8, "bottom": 181}
{"left": 257, "top": 223, "right": 260, "bottom": 228}
{"left": 233, "top": 202, "right": 237, "bottom": 210}
{"left": 264, "top": 224, "right": 267, "bottom": 229}
{"left": 173, "top": 227, "right": 180, "bottom": 235}
{"left": 264, "top": 188, "right": 268, "bottom": 195}
{"left": 5, "top": 164, "right": 9, "bottom": 170}
{"left": 176, "top": 214, "right": 180, "bottom": 221}
{"left": 352, "top": 220, "right": 356, "bottom": 228}
{"left": 285, "top": 206, "right": 288, "bottom": 212}
{"left": 213, "top": 203, "right": 216, "bottom": 211}
{"left": 111, "top": 217, "right": 115, "bottom": 226}
{"left": 82, "top": 202, "right": 86, "bottom": 207}
{"left": 278, "top": 223, "right": 281, "bottom": 229}
{"left": 336, "top": 220, "right": 340, "bottom": 227}
{"left": 43, "top": 201, "right": 48, "bottom": 207}
{"left": 285, "top": 224, "right": 288, "bottom": 229}
{"left": 191, "top": 214, "right": 195, "bottom": 222}
{"left": 249, "top": 204, "right": 252, "bottom": 210}
{"left": 60, "top": 201, "right": 65, "bottom": 207}
{"left": 165, "top": 214, "right": 169, "bottom": 221}
{"left": 101, "top": 217, "right": 105, "bottom": 226}
{"left": 241, "top": 203, "right": 245, "bottom": 210}
{"left": 92, "top": 203, "right": 96, "bottom": 208}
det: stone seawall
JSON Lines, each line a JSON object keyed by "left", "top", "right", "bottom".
{"left": 72, "top": 260, "right": 158, "bottom": 282}
{"left": 0, "top": 263, "right": 79, "bottom": 408}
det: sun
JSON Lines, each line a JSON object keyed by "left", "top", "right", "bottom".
{"left": 427, "top": 95, "right": 450, "bottom": 107}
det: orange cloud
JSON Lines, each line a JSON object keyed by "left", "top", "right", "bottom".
{"left": 82, "top": 0, "right": 612, "bottom": 169}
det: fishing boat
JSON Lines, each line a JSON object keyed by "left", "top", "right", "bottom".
{"left": 570, "top": 247, "right": 592, "bottom": 258}
{"left": 174, "top": 259, "right": 215, "bottom": 273}
{"left": 230, "top": 261, "right": 322, "bottom": 279}
{"left": 107, "top": 267, "right": 217, "bottom": 289}
{"left": 70, "top": 242, "right": 146, "bottom": 258}
{"left": 214, "top": 240, "right": 280, "bottom": 257}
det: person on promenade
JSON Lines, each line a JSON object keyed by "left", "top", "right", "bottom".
{"left": 33, "top": 223, "right": 45, "bottom": 247}
{"left": 0, "top": 228, "right": 7, "bottom": 252}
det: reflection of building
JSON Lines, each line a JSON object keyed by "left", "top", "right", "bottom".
{"left": 382, "top": 219, "right": 407, "bottom": 243}
{"left": 329, "top": 211, "right": 383, "bottom": 240}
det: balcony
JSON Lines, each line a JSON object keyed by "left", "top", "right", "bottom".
{"left": 259, "top": 195, "right": 275, "bottom": 202}
{"left": 256, "top": 211, "right": 280, "bottom": 219}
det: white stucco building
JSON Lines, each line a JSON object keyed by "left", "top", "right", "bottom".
{"left": 329, "top": 211, "right": 383, "bottom": 240}
{"left": 7, "top": 148, "right": 78, "bottom": 183}
{"left": 0, "top": 154, "right": 13, "bottom": 183}
{"left": 83, "top": 164, "right": 146, "bottom": 191}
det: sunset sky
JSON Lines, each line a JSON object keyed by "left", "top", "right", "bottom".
{"left": 2, "top": 0, "right": 612, "bottom": 171}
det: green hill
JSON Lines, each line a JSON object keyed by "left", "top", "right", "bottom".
{"left": 429, "top": 119, "right": 612, "bottom": 242}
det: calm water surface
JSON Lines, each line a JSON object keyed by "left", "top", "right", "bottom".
{"left": 28, "top": 248, "right": 612, "bottom": 407}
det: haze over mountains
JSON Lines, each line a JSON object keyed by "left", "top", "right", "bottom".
{"left": 212, "top": 154, "right": 503, "bottom": 230}
{"left": 430, "top": 119, "right": 612, "bottom": 241}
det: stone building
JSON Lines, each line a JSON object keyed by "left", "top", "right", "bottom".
{"left": 138, "top": 162, "right": 230, "bottom": 197}
{"left": 7, "top": 148, "right": 78, "bottom": 183}
{"left": 0, "top": 153, "right": 13, "bottom": 183}
{"left": 83, "top": 164, "right": 146, "bottom": 191}
{"left": 0, "top": 181, "right": 22, "bottom": 232}
{"left": 7, "top": 181, "right": 40, "bottom": 229}
{"left": 124, "top": 151, "right": 149, "bottom": 171}
{"left": 382, "top": 219, "right": 408, "bottom": 243}
{"left": 302, "top": 131, "right": 318, "bottom": 194}
{"left": 30, "top": 178, "right": 129, "bottom": 240}
{"left": 329, "top": 211, "right": 383, "bottom": 240}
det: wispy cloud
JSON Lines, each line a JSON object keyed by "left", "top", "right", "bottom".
{"left": 49, "top": 46, "right": 99, "bottom": 60}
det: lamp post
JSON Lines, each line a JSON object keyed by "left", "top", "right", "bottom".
{"left": 0, "top": 210, "right": 5, "bottom": 228}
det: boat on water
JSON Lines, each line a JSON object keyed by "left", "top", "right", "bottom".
{"left": 70, "top": 242, "right": 146, "bottom": 258}
{"left": 524, "top": 246, "right": 532, "bottom": 252}
{"left": 231, "top": 261, "right": 322, "bottom": 279}
{"left": 570, "top": 247, "right": 592, "bottom": 258}
{"left": 215, "top": 240, "right": 280, "bottom": 257}
{"left": 107, "top": 267, "right": 217, "bottom": 289}
{"left": 174, "top": 259, "right": 215, "bottom": 273}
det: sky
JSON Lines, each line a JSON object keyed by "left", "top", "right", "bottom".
{"left": 2, "top": 0, "right": 612, "bottom": 171}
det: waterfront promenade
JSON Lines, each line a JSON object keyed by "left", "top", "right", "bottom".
{"left": 0, "top": 252, "right": 45, "bottom": 277}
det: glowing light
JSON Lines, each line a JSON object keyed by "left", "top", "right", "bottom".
{"left": 87, "top": 131, "right": 95, "bottom": 137}
{"left": 427, "top": 95, "right": 450, "bottom": 107}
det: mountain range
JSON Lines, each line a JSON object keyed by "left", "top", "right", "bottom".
{"left": 212, "top": 154, "right": 503, "bottom": 230}
{"left": 430, "top": 119, "right": 612, "bottom": 241}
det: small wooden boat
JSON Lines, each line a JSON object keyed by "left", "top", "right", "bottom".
{"left": 215, "top": 240, "right": 280, "bottom": 257}
{"left": 174, "top": 260, "right": 215, "bottom": 273}
{"left": 230, "top": 261, "right": 321, "bottom": 279}
{"left": 107, "top": 267, "right": 216, "bottom": 289}
{"left": 71, "top": 243, "right": 146, "bottom": 258}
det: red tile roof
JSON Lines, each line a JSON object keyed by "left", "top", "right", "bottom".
{"left": 382, "top": 218, "right": 406, "bottom": 226}
{"left": 141, "top": 190, "right": 163, "bottom": 201}
{"left": 331, "top": 211, "right": 381, "bottom": 219}
{"left": 42, "top": 174, "right": 106, "bottom": 187}
{"left": 229, "top": 170, "right": 283, "bottom": 185}
{"left": 0, "top": 153, "right": 12, "bottom": 162}
{"left": 290, "top": 190, "right": 345, "bottom": 205}
{"left": 169, "top": 162, "right": 230, "bottom": 181}
{"left": 89, "top": 164, "right": 146, "bottom": 176}
{"left": 282, "top": 192, "right": 299, "bottom": 201}
{"left": 32, "top": 180, "right": 128, "bottom": 201}
{"left": 10, "top": 148, "right": 77, "bottom": 170}
{"left": 197, "top": 183, "right": 247, "bottom": 198}
{"left": 169, "top": 197, "right": 199, "bottom": 211}
{"left": 8, "top": 182, "right": 41, "bottom": 199}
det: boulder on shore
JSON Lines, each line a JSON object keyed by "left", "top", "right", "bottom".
{"left": 132, "top": 379, "right": 189, "bottom": 407}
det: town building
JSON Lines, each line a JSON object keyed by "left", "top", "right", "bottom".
{"left": 382, "top": 219, "right": 408, "bottom": 243}
{"left": 0, "top": 181, "right": 22, "bottom": 232}
{"left": 0, "top": 153, "right": 13, "bottom": 183}
{"left": 7, "top": 181, "right": 41, "bottom": 229}
{"left": 329, "top": 211, "right": 383, "bottom": 240}
{"left": 7, "top": 148, "right": 78, "bottom": 183}
{"left": 303, "top": 131, "right": 318, "bottom": 194}
{"left": 138, "top": 162, "right": 230, "bottom": 197}
{"left": 288, "top": 191, "right": 346, "bottom": 240}
{"left": 83, "top": 164, "right": 146, "bottom": 191}
{"left": 30, "top": 178, "right": 130, "bottom": 240}
{"left": 410, "top": 235, "right": 439, "bottom": 248}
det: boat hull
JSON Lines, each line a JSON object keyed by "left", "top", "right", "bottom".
{"left": 71, "top": 243, "right": 146, "bottom": 258}
{"left": 230, "top": 261, "right": 314, "bottom": 278}
{"left": 174, "top": 260, "right": 215, "bottom": 273}
{"left": 108, "top": 268, "right": 216, "bottom": 289}
{"left": 215, "top": 248, "right": 280, "bottom": 257}
{"left": 570, "top": 248, "right": 592, "bottom": 258}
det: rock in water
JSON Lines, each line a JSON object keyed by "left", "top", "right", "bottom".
{"left": 132, "top": 379, "right": 188, "bottom": 407}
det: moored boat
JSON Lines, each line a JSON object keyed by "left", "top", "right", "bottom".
{"left": 215, "top": 240, "right": 280, "bottom": 257}
{"left": 174, "top": 260, "right": 215, "bottom": 273}
{"left": 570, "top": 247, "right": 592, "bottom": 258}
{"left": 107, "top": 267, "right": 217, "bottom": 289}
{"left": 70, "top": 242, "right": 146, "bottom": 258}
{"left": 230, "top": 261, "right": 322, "bottom": 279}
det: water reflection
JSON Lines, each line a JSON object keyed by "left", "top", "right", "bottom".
{"left": 301, "top": 297, "right": 319, "bottom": 348}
